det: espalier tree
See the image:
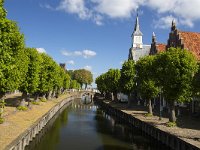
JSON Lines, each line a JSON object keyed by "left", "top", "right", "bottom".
{"left": 155, "top": 47, "right": 198, "bottom": 122}
{"left": 136, "top": 55, "right": 159, "bottom": 115}
{"left": 0, "top": 0, "right": 26, "bottom": 99}
{"left": 120, "top": 60, "right": 136, "bottom": 106}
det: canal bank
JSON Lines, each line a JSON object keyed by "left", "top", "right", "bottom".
{"left": 95, "top": 99, "right": 200, "bottom": 150}
{"left": 0, "top": 93, "right": 80, "bottom": 150}
{"left": 25, "top": 98, "right": 170, "bottom": 150}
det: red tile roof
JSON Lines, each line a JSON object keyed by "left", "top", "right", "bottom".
{"left": 178, "top": 31, "right": 200, "bottom": 60}
{"left": 156, "top": 43, "right": 166, "bottom": 53}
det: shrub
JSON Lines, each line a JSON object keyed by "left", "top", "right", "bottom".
{"left": 31, "top": 101, "right": 40, "bottom": 105}
{"left": 17, "top": 106, "right": 28, "bottom": 111}
{"left": 0, "top": 117, "right": 4, "bottom": 124}
{"left": 166, "top": 121, "right": 177, "bottom": 127}
{"left": 144, "top": 113, "right": 153, "bottom": 117}
{"left": 40, "top": 98, "right": 47, "bottom": 102}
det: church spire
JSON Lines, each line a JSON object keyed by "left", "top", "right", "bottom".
{"left": 132, "top": 12, "right": 143, "bottom": 36}
{"left": 131, "top": 12, "right": 143, "bottom": 49}
{"left": 171, "top": 19, "right": 177, "bottom": 31}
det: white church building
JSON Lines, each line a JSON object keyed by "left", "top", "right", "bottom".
{"left": 128, "top": 14, "right": 151, "bottom": 61}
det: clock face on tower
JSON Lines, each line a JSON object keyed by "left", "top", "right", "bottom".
{"left": 136, "top": 44, "right": 140, "bottom": 48}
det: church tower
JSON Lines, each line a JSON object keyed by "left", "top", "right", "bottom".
{"left": 132, "top": 14, "right": 143, "bottom": 49}
{"left": 128, "top": 13, "right": 150, "bottom": 61}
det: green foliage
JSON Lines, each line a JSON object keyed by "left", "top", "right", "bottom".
{"left": 17, "top": 106, "right": 28, "bottom": 111}
{"left": 73, "top": 69, "right": 93, "bottom": 88}
{"left": 166, "top": 121, "right": 177, "bottom": 127}
{"left": 120, "top": 60, "right": 136, "bottom": 95}
{"left": 192, "top": 63, "right": 200, "bottom": 98}
{"left": 95, "top": 73, "right": 107, "bottom": 93}
{"left": 37, "top": 53, "right": 56, "bottom": 94}
{"left": 0, "top": 99, "right": 6, "bottom": 108}
{"left": 155, "top": 47, "right": 198, "bottom": 102}
{"left": 19, "top": 48, "right": 41, "bottom": 95}
{"left": 70, "top": 80, "right": 80, "bottom": 89}
{"left": 63, "top": 73, "right": 71, "bottom": 90}
{"left": 136, "top": 55, "right": 159, "bottom": 100}
{"left": 40, "top": 98, "right": 47, "bottom": 102}
{"left": 144, "top": 113, "right": 153, "bottom": 117}
{"left": 105, "top": 69, "right": 121, "bottom": 93}
{"left": 0, "top": 1, "right": 25, "bottom": 96}
{"left": 31, "top": 101, "right": 40, "bottom": 105}
{"left": 0, "top": 117, "right": 4, "bottom": 124}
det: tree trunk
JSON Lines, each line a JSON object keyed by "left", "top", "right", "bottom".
{"left": 113, "top": 92, "right": 118, "bottom": 101}
{"left": 148, "top": 99, "right": 153, "bottom": 115}
{"left": 47, "top": 91, "right": 52, "bottom": 100}
{"left": 111, "top": 93, "right": 114, "bottom": 101}
{"left": 128, "top": 94, "right": 131, "bottom": 107}
{"left": 34, "top": 93, "right": 39, "bottom": 102}
{"left": 52, "top": 91, "right": 56, "bottom": 98}
{"left": 85, "top": 84, "right": 87, "bottom": 90}
{"left": 19, "top": 92, "right": 27, "bottom": 107}
{"left": 169, "top": 101, "right": 176, "bottom": 122}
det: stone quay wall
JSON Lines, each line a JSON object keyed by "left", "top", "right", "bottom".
{"left": 5, "top": 95, "right": 79, "bottom": 150}
{"left": 96, "top": 100, "right": 200, "bottom": 150}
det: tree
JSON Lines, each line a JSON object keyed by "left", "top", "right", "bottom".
{"left": 192, "top": 63, "right": 200, "bottom": 98}
{"left": 0, "top": 0, "right": 26, "bottom": 99}
{"left": 136, "top": 55, "right": 159, "bottom": 115}
{"left": 19, "top": 48, "right": 41, "bottom": 104}
{"left": 155, "top": 47, "right": 198, "bottom": 122}
{"left": 73, "top": 69, "right": 93, "bottom": 89}
{"left": 70, "top": 80, "right": 80, "bottom": 89}
{"left": 120, "top": 60, "right": 136, "bottom": 106}
{"left": 95, "top": 74, "right": 107, "bottom": 94}
{"left": 105, "top": 69, "right": 121, "bottom": 100}
{"left": 37, "top": 53, "right": 56, "bottom": 99}
{"left": 63, "top": 73, "right": 71, "bottom": 91}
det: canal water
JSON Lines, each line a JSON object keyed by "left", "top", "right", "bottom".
{"left": 25, "top": 98, "right": 170, "bottom": 150}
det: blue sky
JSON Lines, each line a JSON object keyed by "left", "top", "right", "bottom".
{"left": 4, "top": 0, "right": 200, "bottom": 87}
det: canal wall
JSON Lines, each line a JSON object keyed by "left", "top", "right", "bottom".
{"left": 5, "top": 95, "right": 79, "bottom": 150}
{"left": 96, "top": 100, "right": 200, "bottom": 150}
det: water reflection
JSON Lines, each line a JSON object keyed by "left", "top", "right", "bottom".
{"left": 26, "top": 99, "right": 170, "bottom": 150}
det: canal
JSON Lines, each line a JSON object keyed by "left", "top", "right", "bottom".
{"left": 25, "top": 98, "right": 170, "bottom": 150}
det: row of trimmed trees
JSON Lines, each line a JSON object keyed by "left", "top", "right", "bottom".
{"left": 96, "top": 47, "right": 199, "bottom": 123}
{"left": 0, "top": 1, "right": 86, "bottom": 105}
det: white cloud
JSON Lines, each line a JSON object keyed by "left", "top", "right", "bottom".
{"left": 56, "top": 0, "right": 92, "bottom": 20}
{"left": 153, "top": 15, "right": 177, "bottom": 29}
{"left": 93, "top": 0, "right": 141, "bottom": 18}
{"left": 66, "top": 60, "right": 75, "bottom": 65}
{"left": 82, "top": 50, "right": 96, "bottom": 58}
{"left": 61, "top": 49, "right": 96, "bottom": 58}
{"left": 93, "top": 14, "right": 103, "bottom": 26}
{"left": 43, "top": 0, "right": 200, "bottom": 27}
{"left": 36, "top": 48, "right": 46, "bottom": 53}
{"left": 146, "top": 0, "right": 200, "bottom": 28}
{"left": 84, "top": 65, "right": 92, "bottom": 71}
{"left": 61, "top": 51, "right": 72, "bottom": 56}
{"left": 74, "top": 51, "right": 82, "bottom": 56}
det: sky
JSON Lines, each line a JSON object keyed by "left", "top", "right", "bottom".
{"left": 4, "top": 0, "right": 200, "bottom": 87}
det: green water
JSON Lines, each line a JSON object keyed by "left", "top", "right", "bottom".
{"left": 25, "top": 99, "right": 170, "bottom": 150}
